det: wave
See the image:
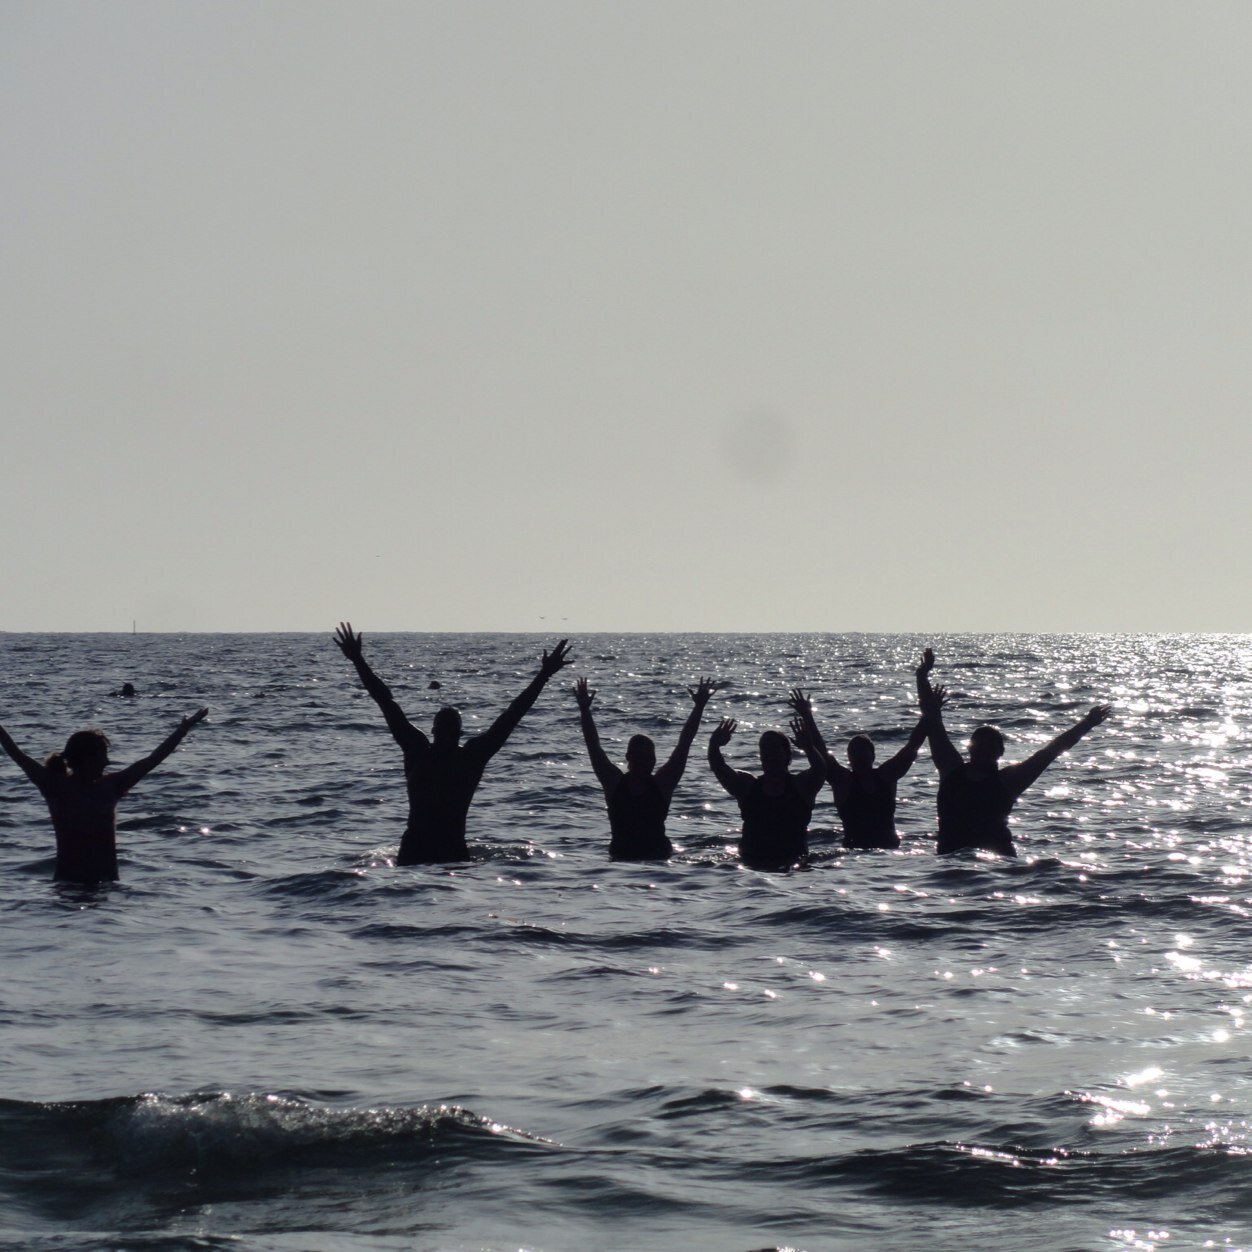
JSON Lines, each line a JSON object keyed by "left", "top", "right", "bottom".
{"left": 0, "top": 1091, "right": 554, "bottom": 1226}
{"left": 771, "top": 1138, "right": 1252, "bottom": 1213}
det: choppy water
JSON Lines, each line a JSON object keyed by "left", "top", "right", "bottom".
{"left": 1, "top": 632, "right": 1250, "bottom": 1252}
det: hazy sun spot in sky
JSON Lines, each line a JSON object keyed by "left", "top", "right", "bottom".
{"left": 720, "top": 410, "right": 796, "bottom": 485}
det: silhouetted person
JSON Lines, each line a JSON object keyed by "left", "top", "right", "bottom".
{"left": 788, "top": 686, "right": 933, "bottom": 850}
{"left": 916, "top": 648, "right": 1110, "bottom": 856}
{"left": 334, "top": 623, "right": 572, "bottom": 863}
{"left": 707, "top": 714, "right": 826, "bottom": 870}
{"left": 0, "top": 709, "right": 208, "bottom": 882}
{"left": 573, "top": 675, "right": 716, "bottom": 860}
{"left": 113, "top": 683, "right": 136, "bottom": 699}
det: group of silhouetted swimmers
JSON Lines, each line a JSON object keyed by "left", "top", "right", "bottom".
{"left": 0, "top": 628, "right": 1111, "bottom": 883}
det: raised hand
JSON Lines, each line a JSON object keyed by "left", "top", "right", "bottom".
{"left": 932, "top": 684, "right": 948, "bottom": 708}
{"left": 1082, "top": 704, "right": 1112, "bottom": 729}
{"left": 574, "top": 677, "right": 596, "bottom": 712}
{"left": 787, "top": 687, "right": 813, "bottom": 717}
{"left": 789, "top": 715, "right": 812, "bottom": 750}
{"left": 540, "top": 639, "right": 572, "bottom": 678}
{"left": 334, "top": 622, "right": 364, "bottom": 661}
{"left": 709, "top": 717, "right": 737, "bottom": 748}
{"left": 180, "top": 708, "right": 209, "bottom": 733}
{"left": 687, "top": 676, "right": 718, "bottom": 707}
{"left": 917, "top": 648, "right": 935, "bottom": 678}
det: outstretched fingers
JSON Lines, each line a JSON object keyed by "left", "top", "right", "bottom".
{"left": 334, "top": 621, "right": 363, "bottom": 659}
{"left": 574, "top": 676, "right": 596, "bottom": 709}
{"left": 917, "top": 647, "right": 935, "bottom": 677}
{"left": 688, "top": 676, "right": 718, "bottom": 705}
{"left": 787, "top": 687, "right": 812, "bottom": 715}
{"left": 1086, "top": 704, "right": 1113, "bottom": 726}
{"left": 542, "top": 639, "right": 573, "bottom": 675}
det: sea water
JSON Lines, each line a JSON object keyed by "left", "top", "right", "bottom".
{"left": 0, "top": 632, "right": 1249, "bottom": 1252}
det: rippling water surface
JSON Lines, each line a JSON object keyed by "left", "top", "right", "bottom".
{"left": 1, "top": 632, "right": 1250, "bottom": 1251}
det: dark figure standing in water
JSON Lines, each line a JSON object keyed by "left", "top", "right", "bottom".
{"left": 916, "top": 648, "right": 1110, "bottom": 856}
{"left": 707, "top": 714, "right": 826, "bottom": 870}
{"left": 573, "top": 675, "right": 717, "bottom": 860}
{"left": 787, "top": 686, "right": 935, "bottom": 850}
{"left": 0, "top": 709, "right": 208, "bottom": 882}
{"left": 334, "top": 623, "right": 572, "bottom": 863}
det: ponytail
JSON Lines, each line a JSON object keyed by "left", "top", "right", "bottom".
{"left": 47, "top": 730, "right": 110, "bottom": 779}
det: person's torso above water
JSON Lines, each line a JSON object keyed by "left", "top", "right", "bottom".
{"left": 607, "top": 773, "right": 673, "bottom": 860}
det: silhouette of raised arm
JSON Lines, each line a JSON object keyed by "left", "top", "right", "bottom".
{"left": 787, "top": 686, "right": 837, "bottom": 767}
{"left": 476, "top": 639, "right": 572, "bottom": 760}
{"left": 334, "top": 622, "right": 426, "bottom": 750}
{"left": 789, "top": 714, "right": 829, "bottom": 799}
{"left": 0, "top": 722, "right": 47, "bottom": 789}
{"left": 1004, "top": 705, "right": 1112, "bottom": 799}
{"left": 708, "top": 718, "right": 753, "bottom": 800}
{"left": 917, "top": 648, "right": 961, "bottom": 776}
{"left": 109, "top": 709, "right": 208, "bottom": 792}
{"left": 878, "top": 716, "right": 927, "bottom": 780}
{"left": 657, "top": 677, "right": 717, "bottom": 787}
{"left": 573, "top": 677, "right": 621, "bottom": 792}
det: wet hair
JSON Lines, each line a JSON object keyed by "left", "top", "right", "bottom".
{"left": 847, "top": 734, "right": 876, "bottom": 766}
{"left": 46, "top": 729, "right": 110, "bottom": 778}
{"left": 969, "top": 724, "right": 1005, "bottom": 760}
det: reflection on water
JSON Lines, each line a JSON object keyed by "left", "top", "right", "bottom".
{"left": 0, "top": 632, "right": 1249, "bottom": 1249}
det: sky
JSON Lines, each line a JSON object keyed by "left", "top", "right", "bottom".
{"left": 3, "top": 1, "right": 1250, "bottom": 633}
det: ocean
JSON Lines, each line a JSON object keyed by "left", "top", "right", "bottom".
{"left": 0, "top": 632, "right": 1249, "bottom": 1252}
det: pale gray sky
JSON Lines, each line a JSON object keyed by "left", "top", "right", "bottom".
{"left": 3, "top": 2, "right": 1250, "bottom": 632}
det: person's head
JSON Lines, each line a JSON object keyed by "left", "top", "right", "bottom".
{"left": 119, "top": 682, "right": 136, "bottom": 698}
{"left": 847, "top": 734, "right": 876, "bottom": 770}
{"left": 625, "top": 734, "right": 656, "bottom": 776}
{"left": 968, "top": 724, "right": 1005, "bottom": 765}
{"left": 758, "top": 729, "right": 792, "bottom": 774}
{"left": 432, "top": 706, "right": 462, "bottom": 747}
{"left": 47, "top": 729, "right": 110, "bottom": 780}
